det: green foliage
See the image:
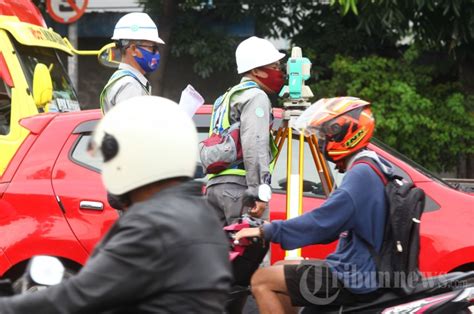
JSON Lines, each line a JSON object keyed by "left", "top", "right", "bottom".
{"left": 291, "top": 3, "right": 397, "bottom": 80}
{"left": 169, "top": 12, "right": 238, "bottom": 78}
{"left": 140, "top": 0, "right": 358, "bottom": 78}
{"left": 139, "top": 0, "right": 473, "bottom": 175}
{"left": 330, "top": 0, "right": 359, "bottom": 15}
{"left": 140, "top": 0, "right": 296, "bottom": 78}
{"left": 354, "top": 0, "right": 474, "bottom": 57}
{"left": 312, "top": 53, "right": 474, "bottom": 172}
{"left": 140, "top": 0, "right": 241, "bottom": 78}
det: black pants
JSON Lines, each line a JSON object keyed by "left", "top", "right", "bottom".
{"left": 284, "top": 260, "right": 380, "bottom": 307}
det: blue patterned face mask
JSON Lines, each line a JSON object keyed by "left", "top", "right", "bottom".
{"left": 134, "top": 46, "right": 160, "bottom": 73}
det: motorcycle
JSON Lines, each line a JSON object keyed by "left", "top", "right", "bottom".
{"left": 301, "top": 271, "right": 474, "bottom": 313}
{"left": 224, "top": 214, "right": 268, "bottom": 314}
{"left": 225, "top": 218, "right": 474, "bottom": 314}
{"left": 2, "top": 234, "right": 473, "bottom": 314}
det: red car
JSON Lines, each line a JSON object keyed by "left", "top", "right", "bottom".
{"left": 0, "top": 107, "right": 472, "bottom": 281}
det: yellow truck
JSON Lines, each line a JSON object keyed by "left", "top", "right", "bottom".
{"left": 0, "top": 0, "right": 113, "bottom": 177}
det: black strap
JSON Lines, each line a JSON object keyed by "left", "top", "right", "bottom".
{"left": 358, "top": 234, "right": 382, "bottom": 272}
{"left": 351, "top": 157, "right": 388, "bottom": 185}
{"left": 350, "top": 157, "right": 387, "bottom": 271}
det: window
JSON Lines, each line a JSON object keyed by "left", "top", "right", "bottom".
{"left": 72, "top": 131, "right": 211, "bottom": 182}
{"left": 271, "top": 137, "right": 343, "bottom": 198}
{"left": 11, "top": 35, "right": 80, "bottom": 112}
{"left": 71, "top": 134, "right": 102, "bottom": 172}
{"left": 0, "top": 80, "right": 11, "bottom": 135}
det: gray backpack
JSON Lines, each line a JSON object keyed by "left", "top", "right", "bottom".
{"left": 199, "top": 81, "right": 258, "bottom": 174}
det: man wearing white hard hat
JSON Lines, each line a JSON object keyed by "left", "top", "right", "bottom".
{"left": 100, "top": 12, "right": 165, "bottom": 114}
{"left": 205, "top": 36, "right": 285, "bottom": 226}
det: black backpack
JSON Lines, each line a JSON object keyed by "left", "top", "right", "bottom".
{"left": 351, "top": 157, "right": 426, "bottom": 295}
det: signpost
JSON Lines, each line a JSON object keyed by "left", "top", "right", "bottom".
{"left": 46, "top": 0, "right": 88, "bottom": 24}
{"left": 46, "top": 0, "right": 89, "bottom": 91}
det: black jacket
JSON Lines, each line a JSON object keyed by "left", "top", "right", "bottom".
{"left": 0, "top": 181, "right": 232, "bottom": 313}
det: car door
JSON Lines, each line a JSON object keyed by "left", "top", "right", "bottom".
{"left": 51, "top": 125, "right": 119, "bottom": 254}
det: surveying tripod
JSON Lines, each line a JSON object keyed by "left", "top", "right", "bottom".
{"left": 272, "top": 47, "right": 334, "bottom": 259}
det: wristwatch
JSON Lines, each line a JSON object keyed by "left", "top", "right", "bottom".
{"left": 257, "top": 184, "right": 272, "bottom": 202}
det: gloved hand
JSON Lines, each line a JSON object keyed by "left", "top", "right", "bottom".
{"left": 249, "top": 201, "right": 266, "bottom": 218}
{"left": 242, "top": 184, "right": 272, "bottom": 207}
{"left": 241, "top": 188, "right": 258, "bottom": 209}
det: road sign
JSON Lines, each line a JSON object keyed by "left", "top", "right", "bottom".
{"left": 46, "top": 0, "right": 89, "bottom": 24}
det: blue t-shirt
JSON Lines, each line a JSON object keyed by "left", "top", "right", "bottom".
{"left": 264, "top": 156, "right": 391, "bottom": 293}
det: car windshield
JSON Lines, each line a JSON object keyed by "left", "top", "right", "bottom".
{"left": 371, "top": 138, "right": 452, "bottom": 188}
{"left": 10, "top": 35, "right": 80, "bottom": 112}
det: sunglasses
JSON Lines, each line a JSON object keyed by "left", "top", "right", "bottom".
{"left": 137, "top": 44, "right": 160, "bottom": 54}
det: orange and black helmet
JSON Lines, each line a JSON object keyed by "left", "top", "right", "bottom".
{"left": 295, "top": 97, "right": 375, "bottom": 162}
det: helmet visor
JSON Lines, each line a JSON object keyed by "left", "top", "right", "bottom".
{"left": 293, "top": 97, "right": 369, "bottom": 136}
{"left": 305, "top": 122, "right": 343, "bottom": 141}
{"left": 301, "top": 125, "right": 324, "bottom": 140}
{"left": 293, "top": 99, "right": 341, "bottom": 136}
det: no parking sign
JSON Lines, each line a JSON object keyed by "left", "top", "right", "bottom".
{"left": 46, "top": 0, "right": 89, "bottom": 24}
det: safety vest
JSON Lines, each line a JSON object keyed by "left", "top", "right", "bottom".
{"left": 208, "top": 81, "right": 278, "bottom": 178}
{"left": 99, "top": 69, "right": 149, "bottom": 114}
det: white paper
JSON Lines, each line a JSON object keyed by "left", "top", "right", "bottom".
{"left": 179, "top": 84, "right": 205, "bottom": 117}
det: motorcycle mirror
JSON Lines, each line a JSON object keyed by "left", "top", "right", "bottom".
{"left": 97, "top": 43, "right": 121, "bottom": 68}
{"left": 28, "top": 256, "right": 65, "bottom": 286}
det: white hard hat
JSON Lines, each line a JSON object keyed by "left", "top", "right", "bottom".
{"left": 91, "top": 96, "right": 198, "bottom": 195}
{"left": 112, "top": 12, "right": 165, "bottom": 44}
{"left": 235, "top": 36, "right": 285, "bottom": 74}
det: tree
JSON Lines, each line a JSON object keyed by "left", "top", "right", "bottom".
{"left": 141, "top": 0, "right": 473, "bottom": 177}
{"left": 140, "top": 0, "right": 352, "bottom": 94}
{"left": 323, "top": 0, "right": 474, "bottom": 177}
{"left": 313, "top": 52, "right": 474, "bottom": 174}
{"left": 354, "top": 1, "right": 474, "bottom": 93}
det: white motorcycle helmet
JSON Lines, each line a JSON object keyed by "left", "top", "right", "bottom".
{"left": 91, "top": 96, "right": 198, "bottom": 195}
{"left": 112, "top": 12, "right": 165, "bottom": 44}
{"left": 235, "top": 36, "right": 285, "bottom": 74}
